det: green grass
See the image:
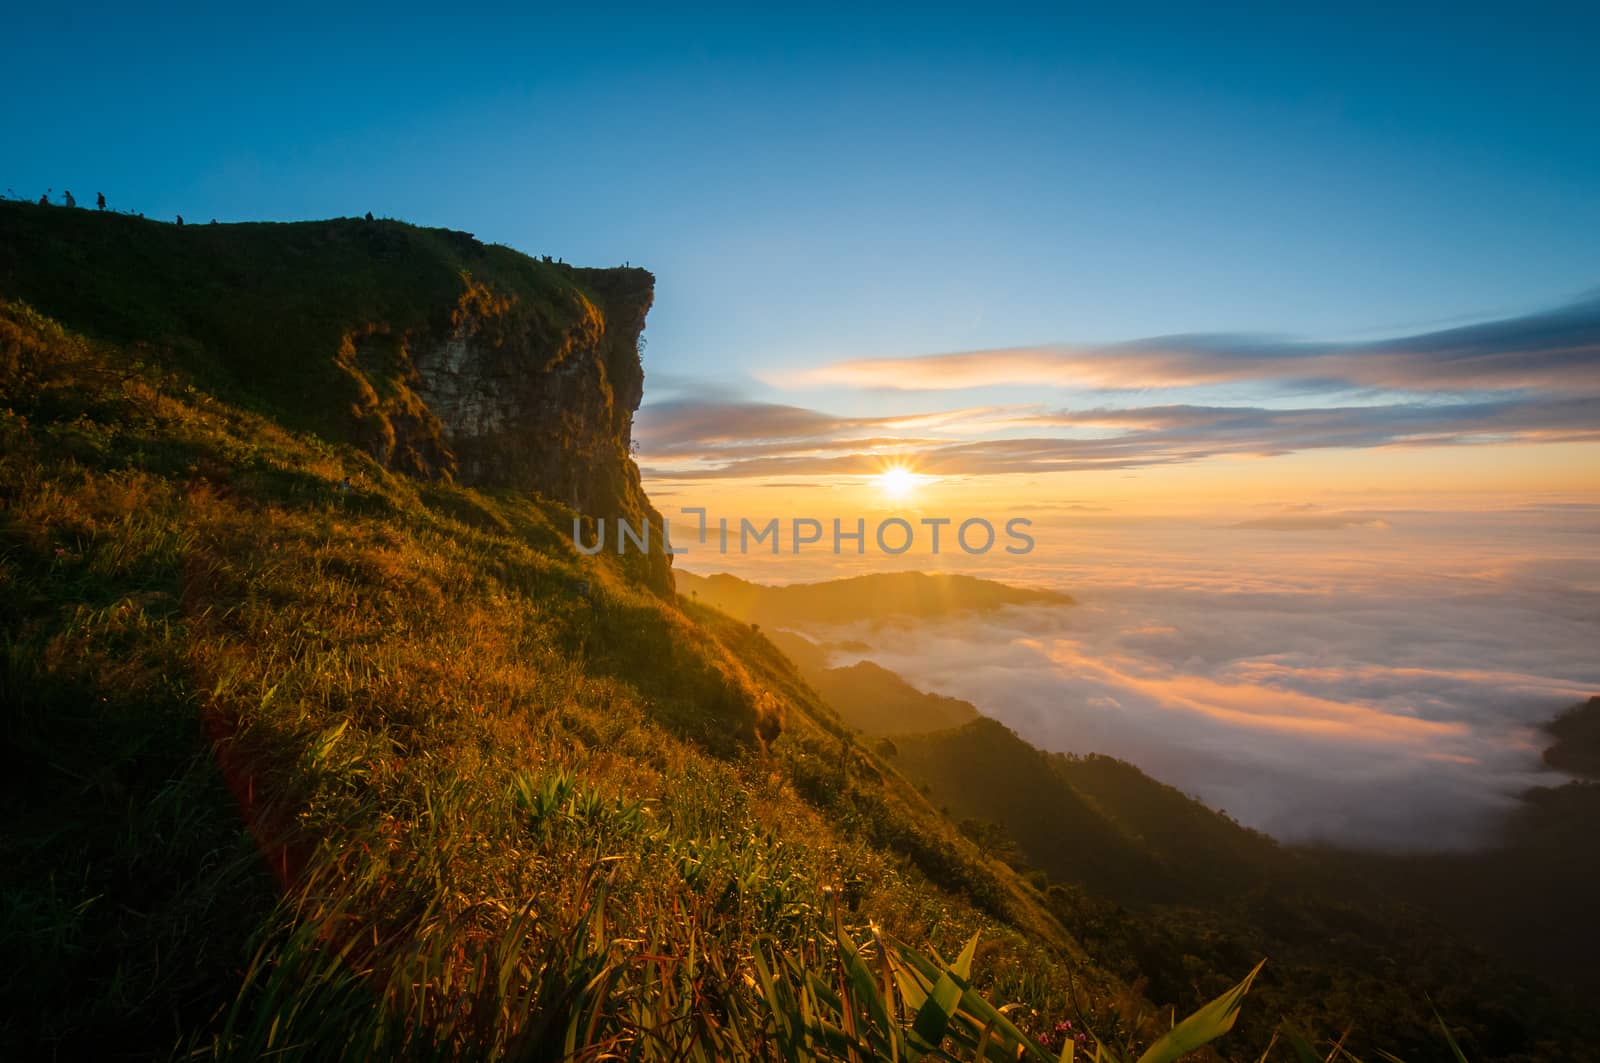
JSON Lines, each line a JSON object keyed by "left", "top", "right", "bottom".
{"left": 1, "top": 203, "right": 1556, "bottom": 1059}
{"left": 0, "top": 200, "right": 640, "bottom": 437}
{"left": 0, "top": 297, "right": 1266, "bottom": 1059}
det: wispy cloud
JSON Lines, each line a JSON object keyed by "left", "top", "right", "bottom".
{"left": 637, "top": 295, "right": 1600, "bottom": 481}
{"left": 761, "top": 294, "right": 1600, "bottom": 394}
{"left": 635, "top": 400, "right": 1013, "bottom": 457}
{"left": 637, "top": 395, "right": 1600, "bottom": 479}
{"left": 799, "top": 516, "right": 1600, "bottom": 849}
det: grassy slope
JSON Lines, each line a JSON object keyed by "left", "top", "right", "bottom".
{"left": 0, "top": 296, "right": 1222, "bottom": 1059}
{"left": 762, "top": 629, "right": 1301, "bottom": 907}
{"left": 5, "top": 204, "right": 1588, "bottom": 1061}
{"left": 893, "top": 719, "right": 1284, "bottom": 906}
{"left": 757, "top": 593, "right": 1600, "bottom": 1061}
{"left": 0, "top": 201, "right": 606, "bottom": 423}
{"left": 0, "top": 199, "right": 671, "bottom": 595}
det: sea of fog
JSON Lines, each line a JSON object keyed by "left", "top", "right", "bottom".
{"left": 679, "top": 504, "right": 1600, "bottom": 851}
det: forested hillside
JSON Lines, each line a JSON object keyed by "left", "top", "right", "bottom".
{"left": 758, "top": 603, "right": 1600, "bottom": 1061}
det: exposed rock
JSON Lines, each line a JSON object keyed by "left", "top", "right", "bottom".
{"left": 0, "top": 203, "right": 672, "bottom": 592}
{"left": 337, "top": 269, "right": 669, "bottom": 592}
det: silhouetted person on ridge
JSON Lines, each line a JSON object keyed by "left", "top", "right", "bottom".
{"left": 175, "top": 214, "right": 183, "bottom": 227}
{"left": 63, "top": 190, "right": 76, "bottom": 208}
{"left": 38, "top": 194, "right": 48, "bottom": 206}
{"left": 96, "top": 192, "right": 106, "bottom": 211}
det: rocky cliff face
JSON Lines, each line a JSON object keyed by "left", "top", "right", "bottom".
{"left": 405, "top": 270, "right": 650, "bottom": 510}
{"left": 0, "top": 203, "right": 672, "bottom": 591}
{"left": 340, "top": 267, "right": 670, "bottom": 591}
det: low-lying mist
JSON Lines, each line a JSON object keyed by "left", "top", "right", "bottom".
{"left": 714, "top": 505, "right": 1600, "bottom": 851}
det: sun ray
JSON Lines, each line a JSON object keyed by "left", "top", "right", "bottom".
{"left": 874, "top": 462, "right": 920, "bottom": 500}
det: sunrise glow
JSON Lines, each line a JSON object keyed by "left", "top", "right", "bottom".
{"left": 6, "top": 9, "right": 1599, "bottom": 1056}
{"left": 874, "top": 464, "right": 920, "bottom": 500}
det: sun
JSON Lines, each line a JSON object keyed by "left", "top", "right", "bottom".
{"left": 875, "top": 464, "right": 919, "bottom": 500}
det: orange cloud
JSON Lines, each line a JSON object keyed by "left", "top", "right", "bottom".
{"left": 1042, "top": 640, "right": 1469, "bottom": 744}
{"left": 762, "top": 295, "right": 1600, "bottom": 395}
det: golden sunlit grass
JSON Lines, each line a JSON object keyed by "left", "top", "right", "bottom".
{"left": 4, "top": 293, "right": 1501, "bottom": 1063}
{"left": 3, "top": 297, "right": 1215, "bottom": 1060}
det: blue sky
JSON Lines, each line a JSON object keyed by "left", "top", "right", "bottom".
{"left": 5, "top": 6, "right": 1597, "bottom": 420}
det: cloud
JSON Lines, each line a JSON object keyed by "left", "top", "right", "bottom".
{"left": 780, "top": 513, "right": 1600, "bottom": 850}
{"left": 636, "top": 294, "right": 1600, "bottom": 482}
{"left": 1232, "top": 513, "right": 1390, "bottom": 531}
{"left": 764, "top": 294, "right": 1600, "bottom": 394}
{"left": 637, "top": 394, "right": 1600, "bottom": 479}
{"left": 635, "top": 399, "right": 1023, "bottom": 452}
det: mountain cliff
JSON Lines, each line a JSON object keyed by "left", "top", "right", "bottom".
{"left": 0, "top": 205, "right": 1174, "bottom": 1061}
{"left": 5, "top": 202, "right": 1594, "bottom": 1061}
{"left": 0, "top": 201, "right": 670, "bottom": 590}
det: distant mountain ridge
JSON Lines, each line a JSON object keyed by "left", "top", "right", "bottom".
{"left": 675, "top": 569, "right": 1071, "bottom": 625}
{"left": 763, "top": 625, "right": 1288, "bottom": 906}
{"left": 1348, "top": 693, "right": 1600, "bottom": 997}
{"left": 766, "top": 630, "right": 981, "bottom": 736}
{"left": 725, "top": 569, "right": 1600, "bottom": 1057}
{"left": 1542, "top": 695, "right": 1600, "bottom": 778}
